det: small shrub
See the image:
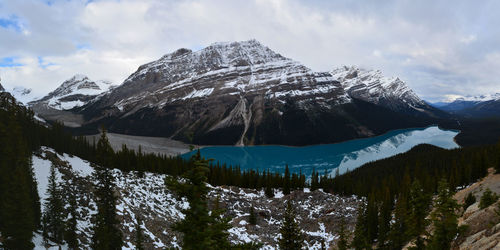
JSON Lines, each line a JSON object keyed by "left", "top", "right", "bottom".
{"left": 479, "top": 188, "right": 498, "bottom": 209}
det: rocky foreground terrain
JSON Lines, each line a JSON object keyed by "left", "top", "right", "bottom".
{"left": 33, "top": 147, "right": 361, "bottom": 249}
{"left": 451, "top": 169, "right": 500, "bottom": 249}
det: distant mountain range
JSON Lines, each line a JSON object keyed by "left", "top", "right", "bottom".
{"left": 16, "top": 40, "right": 446, "bottom": 146}
{"left": 432, "top": 93, "right": 500, "bottom": 117}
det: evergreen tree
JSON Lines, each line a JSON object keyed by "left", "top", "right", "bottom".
{"left": 387, "top": 192, "right": 409, "bottom": 249}
{"left": 351, "top": 203, "right": 370, "bottom": 249}
{"left": 311, "top": 169, "right": 319, "bottom": 191}
{"left": 249, "top": 205, "right": 257, "bottom": 225}
{"left": 265, "top": 170, "right": 274, "bottom": 198}
{"left": 406, "top": 180, "right": 430, "bottom": 249}
{"left": 283, "top": 165, "right": 291, "bottom": 195}
{"left": 64, "top": 189, "right": 79, "bottom": 249}
{"left": 135, "top": 216, "right": 144, "bottom": 250}
{"left": 428, "top": 179, "right": 459, "bottom": 250}
{"left": 336, "top": 217, "right": 349, "bottom": 250}
{"left": 92, "top": 130, "right": 123, "bottom": 250}
{"left": 377, "top": 188, "right": 392, "bottom": 248}
{"left": 165, "top": 151, "right": 232, "bottom": 249}
{"left": 278, "top": 199, "right": 304, "bottom": 250}
{"left": 479, "top": 188, "right": 498, "bottom": 209}
{"left": 463, "top": 192, "right": 476, "bottom": 211}
{"left": 42, "top": 164, "right": 65, "bottom": 244}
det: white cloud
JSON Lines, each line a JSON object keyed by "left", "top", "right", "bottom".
{"left": 0, "top": 0, "right": 499, "bottom": 101}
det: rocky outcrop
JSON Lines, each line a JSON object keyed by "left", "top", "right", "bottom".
{"left": 453, "top": 169, "right": 500, "bottom": 249}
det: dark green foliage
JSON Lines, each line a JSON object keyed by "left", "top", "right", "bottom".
{"left": 428, "top": 179, "right": 459, "bottom": 250}
{"left": 336, "top": 217, "right": 349, "bottom": 250}
{"left": 166, "top": 152, "right": 233, "bottom": 249}
{"left": 479, "top": 188, "right": 498, "bottom": 209}
{"left": 42, "top": 164, "right": 65, "bottom": 244}
{"left": 351, "top": 203, "right": 370, "bottom": 249}
{"left": 92, "top": 131, "right": 123, "bottom": 250}
{"left": 406, "top": 180, "right": 430, "bottom": 249}
{"left": 463, "top": 192, "right": 476, "bottom": 211}
{"left": 377, "top": 188, "right": 392, "bottom": 248}
{"left": 249, "top": 206, "right": 257, "bottom": 225}
{"left": 278, "top": 200, "right": 304, "bottom": 250}
{"left": 64, "top": 189, "right": 79, "bottom": 250}
{"left": 283, "top": 165, "right": 291, "bottom": 195}
{"left": 0, "top": 93, "right": 40, "bottom": 249}
{"left": 310, "top": 169, "right": 319, "bottom": 192}
{"left": 135, "top": 216, "right": 144, "bottom": 250}
{"left": 387, "top": 192, "right": 409, "bottom": 249}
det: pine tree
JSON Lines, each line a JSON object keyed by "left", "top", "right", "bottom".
{"left": 42, "top": 163, "right": 65, "bottom": 244}
{"left": 463, "top": 192, "right": 476, "bottom": 211}
{"left": 406, "top": 180, "right": 430, "bottom": 249}
{"left": 249, "top": 205, "right": 257, "bottom": 225}
{"left": 166, "top": 151, "right": 232, "bottom": 249}
{"left": 351, "top": 203, "right": 370, "bottom": 249}
{"left": 388, "top": 192, "right": 409, "bottom": 249}
{"left": 64, "top": 189, "right": 79, "bottom": 249}
{"left": 135, "top": 216, "right": 144, "bottom": 250}
{"left": 311, "top": 169, "right": 319, "bottom": 191}
{"left": 336, "top": 217, "right": 350, "bottom": 250}
{"left": 91, "top": 130, "right": 123, "bottom": 250}
{"left": 479, "top": 188, "right": 498, "bottom": 209}
{"left": 377, "top": 188, "right": 392, "bottom": 248}
{"left": 278, "top": 199, "right": 304, "bottom": 250}
{"left": 428, "top": 179, "right": 459, "bottom": 250}
{"left": 265, "top": 170, "right": 274, "bottom": 198}
{"left": 283, "top": 165, "right": 291, "bottom": 195}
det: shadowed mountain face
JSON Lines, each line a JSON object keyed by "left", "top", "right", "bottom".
{"left": 49, "top": 40, "right": 442, "bottom": 146}
{"left": 436, "top": 94, "right": 500, "bottom": 118}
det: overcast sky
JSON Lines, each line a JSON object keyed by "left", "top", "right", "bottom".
{"left": 0, "top": 0, "right": 498, "bottom": 102}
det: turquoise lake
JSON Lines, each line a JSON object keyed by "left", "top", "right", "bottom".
{"left": 182, "top": 126, "right": 459, "bottom": 177}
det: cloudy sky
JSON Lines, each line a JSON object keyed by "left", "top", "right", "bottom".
{"left": 0, "top": 0, "right": 498, "bottom": 102}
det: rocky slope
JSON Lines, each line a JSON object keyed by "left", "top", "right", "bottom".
{"left": 451, "top": 168, "right": 500, "bottom": 249}
{"left": 32, "top": 146, "right": 361, "bottom": 249}
{"left": 331, "top": 66, "right": 435, "bottom": 115}
{"left": 58, "top": 40, "right": 442, "bottom": 146}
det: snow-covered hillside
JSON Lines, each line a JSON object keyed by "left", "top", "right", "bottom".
{"left": 32, "top": 147, "right": 360, "bottom": 249}
{"left": 331, "top": 66, "right": 427, "bottom": 112}
{"left": 30, "top": 74, "right": 115, "bottom": 110}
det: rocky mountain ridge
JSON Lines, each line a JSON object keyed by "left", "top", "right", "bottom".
{"left": 36, "top": 40, "right": 443, "bottom": 145}
{"left": 436, "top": 93, "right": 500, "bottom": 117}
{"left": 30, "top": 74, "right": 114, "bottom": 111}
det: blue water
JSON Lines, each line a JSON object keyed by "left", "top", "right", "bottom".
{"left": 182, "top": 126, "right": 459, "bottom": 177}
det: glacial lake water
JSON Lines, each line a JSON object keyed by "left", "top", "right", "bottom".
{"left": 182, "top": 126, "right": 459, "bottom": 177}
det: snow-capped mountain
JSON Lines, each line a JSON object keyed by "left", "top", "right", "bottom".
{"left": 30, "top": 74, "right": 115, "bottom": 110}
{"left": 10, "top": 86, "right": 39, "bottom": 105}
{"left": 0, "top": 81, "right": 4, "bottom": 92}
{"left": 436, "top": 93, "right": 500, "bottom": 117}
{"left": 330, "top": 66, "right": 430, "bottom": 113}
{"left": 43, "top": 40, "right": 441, "bottom": 145}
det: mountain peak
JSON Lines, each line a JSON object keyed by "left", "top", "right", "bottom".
{"left": 0, "top": 78, "right": 4, "bottom": 92}
{"left": 30, "top": 75, "right": 115, "bottom": 110}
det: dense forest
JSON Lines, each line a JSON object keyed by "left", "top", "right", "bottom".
{"left": 2, "top": 89, "right": 500, "bottom": 249}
